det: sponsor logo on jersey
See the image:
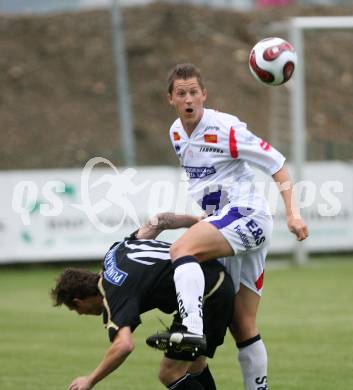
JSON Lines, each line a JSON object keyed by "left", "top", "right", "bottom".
{"left": 234, "top": 225, "right": 251, "bottom": 249}
{"left": 173, "top": 132, "right": 181, "bottom": 141}
{"left": 183, "top": 165, "right": 216, "bottom": 179}
{"left": 205, "top": 125, "right": 220, "bottom": 131}
{"left": 103, "top": 247, "right": 128, "bottom": 286}
{"left": 246, "top": 219, "right": 265, "bottom": 246}
{"left": 260, "top": 139, "right": 271, "bottom": 151}
{"left": 199, "top": 146, "right": 223, "bottom": 153}
{"left": 204, "top": 134, "right": 218, "bottom": 143}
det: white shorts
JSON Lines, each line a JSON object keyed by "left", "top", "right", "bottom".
{"left": 204, "top": 204, "right": 273, "bottom": 296}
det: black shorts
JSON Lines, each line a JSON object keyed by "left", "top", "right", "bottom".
{"left": 165, "top": 267, "right": 234, "bottom": 361}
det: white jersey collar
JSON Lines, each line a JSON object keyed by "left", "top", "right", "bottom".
{"left": 180, "top": 108, "right": 211, "bottom": 139}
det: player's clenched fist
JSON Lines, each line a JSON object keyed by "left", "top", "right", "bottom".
{"left": 287, "top": 215, "right": 309, "bottom": 241}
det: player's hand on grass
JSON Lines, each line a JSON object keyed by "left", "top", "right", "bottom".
{"left": 287, "top": 215, "right": 308, "bottom": 241}
{"left": 68, "top": 376, "right": 93, "bottom": 390}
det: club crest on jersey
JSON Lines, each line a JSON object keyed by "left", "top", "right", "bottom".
{"left": 173, "top": 132, "right": 181, "bottom": 141}
{"left": 103, "top": 248, "right": 128, "bottom": 286}
{"left": 187, "top": 149, "right": 194, "bottom": 158}
{"left": 183, "top": 165, "right": 216, "bottom": 179}
{"left": 204, "top": 134, "right": 218, "bottom": 143}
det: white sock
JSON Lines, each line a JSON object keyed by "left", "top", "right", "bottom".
{"left": 238, "top": 337, "right": 268, "bottom": 390}
{"left": 173, "top": 261, "right": 205, "bottom": 335}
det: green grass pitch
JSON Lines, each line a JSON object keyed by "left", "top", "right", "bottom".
{"left": 0, "top": 256, "right": 352, "bottom": 389}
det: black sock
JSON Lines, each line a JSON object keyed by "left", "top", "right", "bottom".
{"left": 167, "top": 373, "right": 205, "bottom": 389}
{"left": 192, "top": 365, "right": 216, "bottom": 390}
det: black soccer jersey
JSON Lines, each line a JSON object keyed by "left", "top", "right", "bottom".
{"left": 99, "top": 238, "right": 230, "bottom": 342}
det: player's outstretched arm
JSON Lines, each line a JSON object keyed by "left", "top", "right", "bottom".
{"left": 136, "top": 213, "right": 203, "bottom": 240}
{"left": 272, "top": 164, "right": 309, "bottom": 241}
{"left": 68, "top": 327, "right": 134, "bottom": 390}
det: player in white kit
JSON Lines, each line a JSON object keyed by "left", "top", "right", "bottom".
{"left": 149, "top": 63, "right": 308, "bottom": 390}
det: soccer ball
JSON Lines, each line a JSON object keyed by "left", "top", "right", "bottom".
{"left": 249, "top": 37, "right": 297, "bottom": 86}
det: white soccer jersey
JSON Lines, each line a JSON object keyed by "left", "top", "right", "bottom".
{"left": 169, "top": 108, "right": 285, "bottom": 215}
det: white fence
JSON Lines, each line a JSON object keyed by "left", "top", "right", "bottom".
{"left": 0, "top": 161, "right": 352, "bottom": 263}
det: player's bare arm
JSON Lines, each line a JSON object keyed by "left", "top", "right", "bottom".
{"left": 135, "top": 212, "right": 235, "bottom": 262}
{"left": 272, "top": 164, "right": 309, "bottom": 241}
{"left": 136, "top": 213, "right": 203, "bottom": 240}
{"left": 68, "top": 327, "right": 134, "bottom": 390}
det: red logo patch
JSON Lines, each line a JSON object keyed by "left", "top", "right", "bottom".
{"left": 204, "top": 134, "right": 217, "bottom": 143}
{"left": 260, "top": 139, "right": 271, "bottom": 151}
{"left": 173, "top": 132, "right": 181, "bottom": 141}
{"left": 255, "top": 271, "right": 265, "bottom": 290}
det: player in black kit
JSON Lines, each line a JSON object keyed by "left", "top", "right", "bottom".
{"left": 51, "top": 213, "right": 234, "bottom": 390}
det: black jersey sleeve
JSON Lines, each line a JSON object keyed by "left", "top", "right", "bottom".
{"left": 100, "top": 238, "right": 173, "bottom": 341}
{"left": 100, "top": 278, "right": 142, "bottom": 342}
{"left": 111, "top": 295, "right": 141, "bottom": 329}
